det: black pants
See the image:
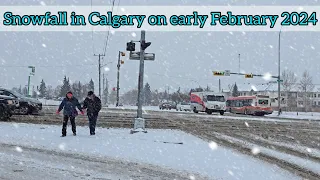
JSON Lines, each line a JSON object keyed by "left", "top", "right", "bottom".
{"left": 88, "top": 113, "right": 98, "bottom": 135}
{"left": 62, "top": 115, "right": 76, "bottom": 135}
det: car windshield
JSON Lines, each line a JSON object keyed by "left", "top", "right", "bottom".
{"left": 181, "top": 102, "right": 189, "bottom": 105}
{"left": 207, "top": 95, "right": 225, "bottom": 102}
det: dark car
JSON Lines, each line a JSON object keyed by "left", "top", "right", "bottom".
{"left": 0, "top": 95, "right": 19, "bottom": 121}
{"left": 0, "top": 88, "right": 42, "bottom": 115}
{"left": 159, "top": 103, "right": 175, "bottom": 110}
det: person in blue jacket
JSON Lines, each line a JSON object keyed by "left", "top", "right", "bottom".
{"left": 56, "top": 91, "right": 84, "bottom": 137}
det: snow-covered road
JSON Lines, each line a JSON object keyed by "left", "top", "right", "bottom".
{"left": 0, "top": 122, "right": 298, "bottom": 180}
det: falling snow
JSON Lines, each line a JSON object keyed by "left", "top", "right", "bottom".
{"left": 245, "top": 122, "right": 250, "bottom": 127}
{"left": 252, "top": 147, "right": 261, "bottom": 155}
{"left": 59, "top": 143, "right": 66, "bottom": 150}
{"left": 131, "top": 32, "right": 137, "bottom": 37}
{"left": 42, "top": 44, "right": 47, "bottom": 48}
{"left": 40, "top": 1, "right": 46, "bottom": 6}
{"left": 208, "top": 141, "right": 218, "bottom": 150}
{"left": 189, "top": 175, "right": 195, "bottom": 180}
{"left": 15, "top": 146, "right": 23, "bottom": 152}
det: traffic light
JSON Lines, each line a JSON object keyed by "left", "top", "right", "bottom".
{"left": 121, "top": 60, "right": 124, "bottom": 64}
{"left": 121, "top": 52, "right": 126, "bottom": 56}
{"left": 213, "top": 71, "right": 225, "bottom": 76}
{"left": 245, "top": 74, "right": 253, "bottom": 78}
{"left": 126, "top": 42, "right": 135, "bottom": 51}
{"left": 141, "top": 40, "right": 151, "bottom": 51}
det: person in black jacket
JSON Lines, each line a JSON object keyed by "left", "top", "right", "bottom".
{"left": 56, "top": 91, "right": 84, "bottom": 137}
{"left": 82, "top": 91, "right": 101, "bottom": 135}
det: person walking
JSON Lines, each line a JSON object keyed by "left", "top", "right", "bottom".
{"left": 56, "top": 91, "right": 84, "bottom": 137}
{"left": 82, "top": 91, "right": 101, "bottom": 135}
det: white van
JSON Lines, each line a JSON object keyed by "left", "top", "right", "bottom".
{"left": 190, "top": 92, "right": 226, "bottom": 115}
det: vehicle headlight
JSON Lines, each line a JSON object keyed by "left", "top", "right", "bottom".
{"left": 7, "top": 100, "right": 13, "bottom": 105}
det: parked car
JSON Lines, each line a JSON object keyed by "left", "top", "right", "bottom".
{"left": 159, "top": 103, "right": 175, "bottom": 110}
{"left": 0, "top": 88, "right": 42, "bottom": 115}
{"left": 176, "top": 102, "right": 191, "bottom": 111}
{"left": 0, "top": 95, "right": 19, "bottom": 121}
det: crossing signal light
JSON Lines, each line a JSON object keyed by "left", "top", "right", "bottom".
{"left": 121, "top": 60, "right": 124, "bottom": 64}
{"left": 126, "top": 42, "right": 135, "bottom": 51}
{"left": 245, "top": 74, "right": 253, "bottom": 78}
{"left": 141, "top": 40, "right": 151, "bottom": 51}
{"left": 213, "top": 71, "right": 225, "bottom": 76}
{"left": 121, "top": 52, "right": 126, "bottom": 56}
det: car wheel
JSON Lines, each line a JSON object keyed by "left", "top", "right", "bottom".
{"left": 20, "top": 105, "right": 30, "bottom": 115}
{"left": 193, "top": 107, "right": 198, "bottom": 113}
{"left": 206, "top": 109, "right": 213, "bottom": 115}
{"left": 220, "top": 111, "right": 225, "bottom": 115}
{"left": 0, "top": 105, "right": 10, "bottom": 121}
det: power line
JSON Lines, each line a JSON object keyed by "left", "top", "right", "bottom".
{"left": 90, "top": 0, "right": 96, "bottom": 55}
{"left": 102, "top": 0, "right": 116, "bottom": 57}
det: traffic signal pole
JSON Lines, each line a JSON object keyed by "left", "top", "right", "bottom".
{"left": 137, "top": 31, "right": 146, "bottom": 118}
{"left": 278, "top": 30, "right": 281, "bottom": 116}
{"left": 94, "top": 54, "right": 105, "bottom": 100}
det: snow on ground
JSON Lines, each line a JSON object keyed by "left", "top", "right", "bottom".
{"left": 266, "top": 111, "right": 320, "bottom": 120}
{"left": 0, "top": 122, "right": 298, "bottom": 180}
{"left": 39, "top": 99, "right": 61, "bottom": 106}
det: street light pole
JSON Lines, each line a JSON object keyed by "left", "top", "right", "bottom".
{"left": 238, "top": 54, "right": 240, "bottom": 74}
{"left": 278, "top": 30, "right": 282, "bottom": 116}
{"left": 116, "top": 51, "right": 121, "bottom": 107}
{"left": 137, "top": 31, "right": 146, "bottom": 118}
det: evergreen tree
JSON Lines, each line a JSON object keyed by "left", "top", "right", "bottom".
{"left": 103, "top": 79, "right": 109, "bottom": 105}
{"left": 39, "top": 79, "right": 47, "bottom": 98}
{"left": 60, "top": 76, "right": 71, "bottom": 96}
{"left": 72, "top": 81, "right": 82, "bottom": 99}
{"left": 144, "top": 83, "right": 152, "bottom": 105}
{"left": 88, "top": 79, "right": 94, "bottom": 92}
{"left": 22, "top": 87, "right": 28, "bottom": 96}
{"left": 232, "top": 83, "right": 239, "bottom": 97}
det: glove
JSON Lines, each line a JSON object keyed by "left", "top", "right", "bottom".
{"left": 56, "top": 110, "right": 60, "bottom": 114}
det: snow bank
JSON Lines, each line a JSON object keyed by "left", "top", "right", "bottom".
{"left": 0, "top": 122, "right": 297, "bottom": 180}
{"left": 267, "top": 111, "right": 320, "bottom": 120}
{"left": 39, "top": 99, "right": 60, "bottom": 106}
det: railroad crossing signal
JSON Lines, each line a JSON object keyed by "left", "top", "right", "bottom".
{"left": 213, "top": 71, "right": 225, "bottom": 76}
{"left": 245, "top": 74, "right": 253, "bottom": 78}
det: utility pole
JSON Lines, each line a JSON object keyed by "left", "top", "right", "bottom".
{"left": 116, "top": 51, "right": 125, "bottom": 107}
{"left": 27, "top": 66, "right": 35, "bottom": 97}
{"left": 102, "top": 73, "right": 105, "bottom": 105}
{"left": 94, "top": 54, "right": 105, "bottom": 100}
{"left": 219, "top": 79, "right": 221, "bottom": 92}
{"left": 238, "top": 54, "right": 241, "bottom": 74}
{"left": 278, "top": 30, "right": 281, "bottom": 116}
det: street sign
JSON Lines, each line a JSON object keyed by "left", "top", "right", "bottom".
{"left": 225, "top": 70, "right": 230, "bottom": 76}
{"left": 213, "top": 71, "right": 225, "bottom": 76}
{"left": 269, "top": 81, "right": 277, "bottom": 83}
{"left": 277, "top": 79, "right": 284, "bottom": 82}
{"left": 129, "top": 52, "right": 155, "bottom": 60}
{"left": 245, "top": 74, "right": 253, "bottom": 78}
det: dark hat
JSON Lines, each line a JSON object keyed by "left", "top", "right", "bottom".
{"left": 67, "top": 91, "right": 73, "bottom": 95}
{"left": 87, "top": 91, "right": 94, "bottom": 96}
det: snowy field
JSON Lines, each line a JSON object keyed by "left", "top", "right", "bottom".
{"left": 266, "top": 111, "right": 320, "bottom": 120}
{"left": 0, "top": 122, "right": 298, "bottom": 180}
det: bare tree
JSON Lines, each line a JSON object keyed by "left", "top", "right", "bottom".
{"left": 282, "top": 70, "right": 298, "bottom": 110}
{"left": 299, "top": 70, "right": 314, "bottom": 111}
{"left": 282, "top": 70, "right": 297, "bottom": 92}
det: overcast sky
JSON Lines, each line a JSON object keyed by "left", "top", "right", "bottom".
{"left": 1, "top": 0, "right": 320, "bottom": 94}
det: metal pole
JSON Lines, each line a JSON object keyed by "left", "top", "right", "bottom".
{"left": 116, "top": 51, "right": 121, "bottom": 107}
{"left": 219, "top": 79, "right": 221, "bottom": 92}
{"left": 137, "top": 30, "right": 146, "bottom": 118}
{"left": 98, "top": 54, "right": 101, "bottom": 99}
{"left": 238, "top": 54, "right": 240, "bottom": 74}
{"left": 278, "top": 30, "right": 281, "bottom": 116}
{"left": 27, "top": 76, "right": 31, "bottom": 97}
{"left": 103, "top": 73, "right": 105, "bottom": 104}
